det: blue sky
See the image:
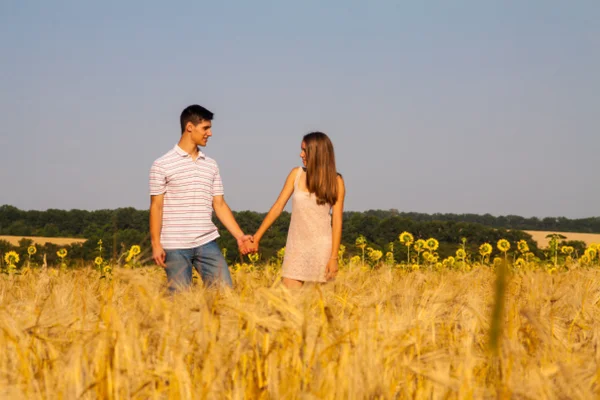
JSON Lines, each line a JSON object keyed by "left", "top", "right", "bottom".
{"left": 1, "top": 1, "right": 598, "bottom": 218}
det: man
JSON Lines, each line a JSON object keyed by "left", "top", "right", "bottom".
{"left": 149, "top": 104, "right": 252, "bottom": 291}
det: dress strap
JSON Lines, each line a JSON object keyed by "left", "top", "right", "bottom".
{"left": 293, "top": 166, "right": 303, "bottom": 189}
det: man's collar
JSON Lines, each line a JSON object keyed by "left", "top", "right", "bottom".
{"left": 174, "top": 144, "right": 205, "bottom": 159}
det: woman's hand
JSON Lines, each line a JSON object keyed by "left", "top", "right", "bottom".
{"left": 241, "top": 235, "right": 260, "bottom": 255}
{"left": 325, "top": 258, "right": 339, "bottom": 281}
{"left": 237, "top": 235, "right": 255, "bottom": 255}
{"left": 248, "top": 238, "right": 260, "bottom": 254}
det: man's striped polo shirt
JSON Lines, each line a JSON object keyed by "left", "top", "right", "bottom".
{"left": 149, "top": 144, "right": 224, "bottom": 250}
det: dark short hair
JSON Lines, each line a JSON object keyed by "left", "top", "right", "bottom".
{"left": 180, "top": 105, "right": 214, "bottom": 133}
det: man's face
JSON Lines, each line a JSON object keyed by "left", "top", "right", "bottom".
{"left": 190, "top": 120, "right": 212, "bottom": 147}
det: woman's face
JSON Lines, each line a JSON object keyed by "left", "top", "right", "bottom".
{"left": 300, "top": 141, "right": 307, "bottom": 166}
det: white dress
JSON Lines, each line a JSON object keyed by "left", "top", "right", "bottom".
{"left": 281, "top": 167, "right": 332, "bottom": 282}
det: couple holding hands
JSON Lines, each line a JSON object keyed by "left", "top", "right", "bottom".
{"left": 150, "top": 105, "right": 345, "bottom": 291}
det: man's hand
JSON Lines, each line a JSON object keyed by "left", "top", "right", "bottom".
{"left": 237, "top": 234, "right": 255, "bottom": 255}
{"left": 152, "top": 245, "right": 166, "bottom": 267}
{"left": 325, "top": 258, "right": 339, "bottom": 281}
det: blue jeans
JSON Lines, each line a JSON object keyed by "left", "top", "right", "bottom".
{"left": 164, "top": 240, "right": 232, "bottom": 291}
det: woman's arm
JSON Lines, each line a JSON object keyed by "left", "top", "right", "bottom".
{"left": 253, "top": 168, "right": 298, "bottom": 244}
{"left": 326, "top": 175, "right": 346, "bottom": 280}
{"left": 330, "top": 176, "right": 346, "bottom": 258}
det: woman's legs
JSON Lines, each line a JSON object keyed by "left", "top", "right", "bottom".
{"left": 282, "top": 277, "right": 304, "bottom": 289}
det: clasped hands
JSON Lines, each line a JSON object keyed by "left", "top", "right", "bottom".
{"left": 237, "top": 234, "right": 259, "bottom": 255}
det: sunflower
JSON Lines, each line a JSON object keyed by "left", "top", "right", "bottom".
{"left": 27, "top": 245, "right": 37, "bottom": 256}
{"left": 248, "top": 253, "right": 260, "bottom": 263}
{"left": 350, "top": 255, "right": 361, "bottom": 265}
{"left": 399, "top": 232, "right": 414, "bottom": 246}
{"left": 456, "top": 248, "right": 466, "bottom": 260}
{"left": 355, "top": 235, "right": 367, "bottom": 249}
{"left": 479, "top": 243, "right": 493, "bottom": 257}
{"left": 411, "top": 264, "right": 420, "bottom": 271}
{"left": 130, "top": 245, "right": 141, "bottom": 256}
{"left": 94, "top": 257, "right": 103, "bottom": 266}
{"left": 369, "top": 250, "right": 383, "bottom": 262}
{"left": 580, "top": 254, "right": 590, "bottom": 265}
{"left": 585, "top": 248, "right": 597, "bottom": 260}
{"left": 425, "top": 238, "right": 439, "bottom": 251}
{"left": 497, "top": 239, "right": 510, "bottom": 253}
{"left": 589, "top": 243, "right": 599, "bottom": 251}
{"left": 515, "top": 258, "right": 526, "bottom": 268}
{"left": 414, "top": 239, "right": 426, "bottom": 252}
{"left": 57, "top": 248, "right": 68, "bottom": 259}
{"left": 4, "top": 251, "right": 20, "bottom": 265}
{"left": 517, "top": 240, "right": 529, "bottom": 254}
{"left": 444, "top": 256, "right": 456, "bottom": 266}
{"left": 278, "top": 247, "right": 286, "bottom": 259}
{"left": 560, "top": 246, "right": 573, "bottom": 255}
{"left": 385, "top": 252, "right": 394, "bottom": 264}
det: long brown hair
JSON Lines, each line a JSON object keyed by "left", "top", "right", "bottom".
{"left": 303, "top": 132, "right": 339, "bottom": 206}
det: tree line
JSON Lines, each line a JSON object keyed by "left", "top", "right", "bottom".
{"left": 0, "top": 205, "right": 594, "bottom": 266}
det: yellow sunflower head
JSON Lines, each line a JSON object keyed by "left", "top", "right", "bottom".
{"left": 497, "top": 239, "right": 511, "bottom": 253}
{"left": 57, "top": 248, "right": 68, "bottom": 259}
{"left": 425, "top": 238, "right": 439, "bottom": 251}
{"left": 355, "top": 235, "right": 367, "bottom": 249}
{"left": 130, "top": 245, "right": 141, "bottom": 256}
{"left": 385, "top": 252, "right": 394, "bottom": 263}
{"left": 94, "top": 257, "right": 103, "bottom": 266}
{"left": 4, "top": 251, "right": 20, "bottom": 265}
{"left": 585, "top": 248, "right": 597, "bottom": 260}
{"left": 515, "top": 258, "right": 526, "bottom": 268}
{"left": 399, "top": 232, "right": 414, "bottom": 246}
{"left": 479, "top": 243, "right": 493, "bottom": 257}
{"left": 369, "top": 250, "right": 383, "bottom": 262}
{"left": 456, "top": 248, "right": 466, "bottom": 259}
{"left": 561, "top": 246, "right": 573, "bottom": 255}
{"left": 27, "top": 245, "right": 37, "bottom": 256}
{"left": 517, "top": 240, "right": 529, "bottom": 254}
{"left": 278, "top": 247, "right": 286, "bottom": 259}
{"left": 414, "top": 239, "right": 426, "bottom": 252}
{"left": 580, "top": 254, "right": 590, "bottom": 265}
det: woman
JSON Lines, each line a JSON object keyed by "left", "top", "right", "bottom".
{"left": 250, "top": 132, "right": 345, "bottom": 288}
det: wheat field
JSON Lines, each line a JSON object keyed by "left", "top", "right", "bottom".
{"left": 1, "top": 265, "right": 599, "bottom": 399}
{"left": 0, "top": 235, "right": 87, "bottom": 246}
{"left": 523, "top": 231, "right": 600, "bottom": 248}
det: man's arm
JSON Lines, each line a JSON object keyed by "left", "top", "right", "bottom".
{"left": 213, "top": 195, "right": 252, "bottom": 251}
{"left": 150, "top": 194, "right": 166, "bottom": 267}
